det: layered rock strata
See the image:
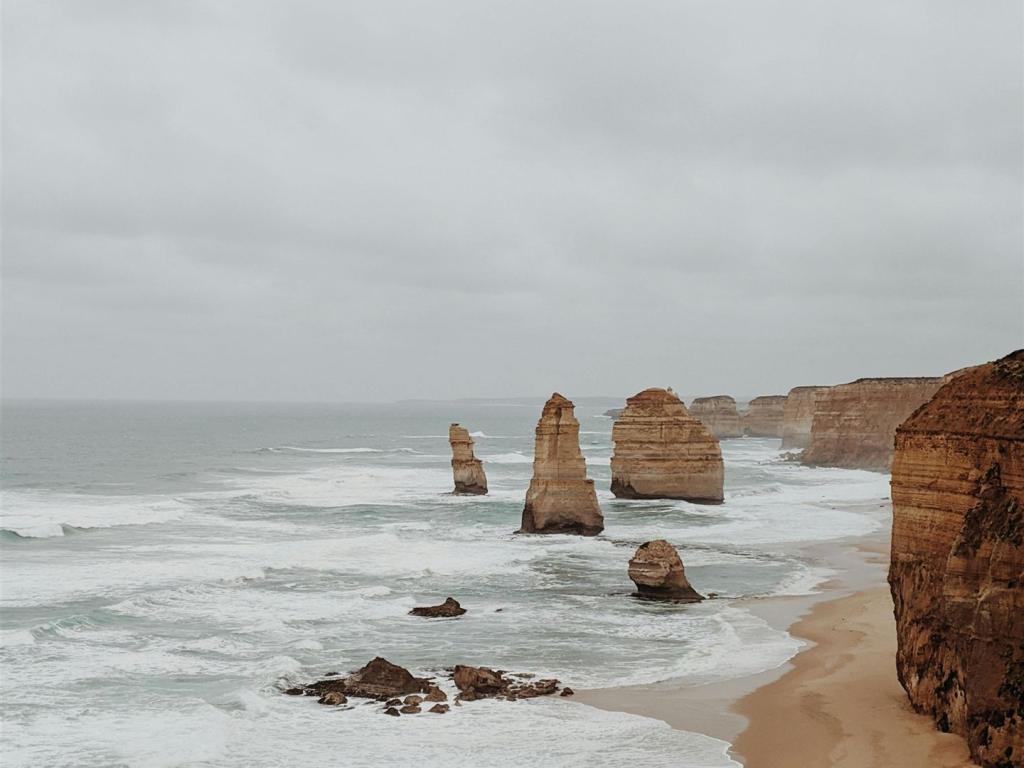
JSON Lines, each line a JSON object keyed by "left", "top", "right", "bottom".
{"left": 449, "top": 423, "right": 487, "bottom": 495}
{"left": 780, "top": 386, "right": 830, "bottom": 449}
{"left": 743, "top": 395, "right": 787, "bottom": 437}
{"left": 628, "top": 540, "right": 703, "bottom": 601}
{"left": 801, "top": 377, "right": 944, "bottom": 471}
{"left": 689, "top": 396, "right": 743, "bottom": 438}
{"left": 610, "top": 388, "right": 723, "bottom": 502}
{"left": 889, "top": 351, "right": 1023, "bottom": 767}
{"left": 519, "top": 393, "right": 604, "bottom": 535}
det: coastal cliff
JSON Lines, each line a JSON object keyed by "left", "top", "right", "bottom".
{"left": 689, "top": 396, "right": 743, "bottom": 439}
{"left": 889, "top": 351, "right": 1023, "bottom": 767}
{"left": 780, "top": 386, "right": 829, "bottom": 449}
{"left": 743, "top": 395, "right": 787, "bottom": 437}
{"left": 610, "top": 388, "right": 723, "bottom": 502}
{"left": 519, "top": 393, "right": 604, "bottom": 535}
{"left": 448, "top": 424, "right": 487, "bottom": 495}
{"left": 801, "top": 377, "right": 944, "bottom": 470}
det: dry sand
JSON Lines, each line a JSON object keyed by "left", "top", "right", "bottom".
{"left": 731, "top": 585, "right": 972, "bottom": 767}
{"left": 575, "top": 521, "right": 975, "bottom": 767}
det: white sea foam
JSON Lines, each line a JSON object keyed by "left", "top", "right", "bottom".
{"left": 269, "top": 446, "right": 384, "bottom": 454}
{"left": 0, "top": 491, "right": 191, "bottom": 539}
{"left": 480, "top": 451, "right": 533, "bottom": 464}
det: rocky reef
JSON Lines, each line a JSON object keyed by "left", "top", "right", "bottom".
{"left": 519, "top": 393, "right": 604, "bottom": 535}
{"left": 742, "top": 395, "right": 787, "bottom": 437}
{"left": 452, "top": 665, "right": 566, "bottom": 701}
{"left": 780, "top": 386, "right": 830, "bottom": 449}
{"left": 689, "top": 395, "right": 743, "bottom": 438}
{"left": 409, "top": 597, "right": 466, "bottom": 618}
{"left": 628, "top": 539, "right": 704, "bottom": 601}
{"left": 801, "top": 377, "right": 944, "bottom": 470}
{"left": 288, "top": 657, "right": 570, "bottom": 717}
{"left": 889, "top": 351, "right": 1023, "bottom": 767}
{"left": 610, "top": 388, "right": 723, "bottom": 502}
{"left": 449, "top": 424, "right": 487, "bottom": 494}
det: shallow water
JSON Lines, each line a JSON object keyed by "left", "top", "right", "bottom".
{"left": 0, "top": 400, "right": 889, "bottom": 767}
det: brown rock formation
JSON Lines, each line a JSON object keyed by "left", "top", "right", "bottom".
{"left": 801, "top": 377, "right": 945, "bottom": 471}
{"left": 449, "top": 424, "right": 487, "bottom": 495}
{"left": 519, "top": 393, "right": 604, "bottom": 536}
{"left": 780, "top": 386, "right": 830, "bottom": 449}
{"left": 610, "top": 388, "right": 723, "bottom": 502}
{"left": 409, "top": 597, "right": 467, "bottom": 618}
{"left": 452, "top": 665, "right": 564, "bottom": 701}
{"left": 689, "top": 396, "right": 743, "bottom": 438}
{"left": 889, "top": 351, "right": 1024, "bottom": 767}
{"left": 628, "top": 539, "right": 704, "bottom": 601}
{"left": 303, "top": 657, "right": 432, "bottom": 701}
{"left": 743, "top": 395, "right": 787, "bottom": 437}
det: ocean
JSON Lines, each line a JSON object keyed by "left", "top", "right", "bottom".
{"left": 0, "top": 399, "right": 890, "bottom": 767}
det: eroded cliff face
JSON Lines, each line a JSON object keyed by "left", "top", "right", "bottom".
{"left": 689, "top": 396, "right": 743, "bottom": 438}
{"left": 889, "top": 351, "right": 1023, "bottom": 767}
{"left": 610, "top": 388, "right": 723, "bottom": 502}
{"left": 743, "top": 395, "right": 787, "bottom": 437}
{"left": 780, "top": 386, "right": 829, "bottom": 449}
{"left": 449, "top": 424, "right": 487, "bottom": 495}
{"left": 519, "top": 393, "right": 604, "bottom": 536}
{"left": 801, "top": 377, "right": 944, "bottom": 470}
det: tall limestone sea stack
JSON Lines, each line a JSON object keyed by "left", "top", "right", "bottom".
{"left": 780, "top": 386, "right": 830, "bottom": 449}
{"left": 610, "top": 388, "right": 723, "bottom": 502}
{"left": 889, "top": 351, "right": 1023, "bottom": 767}
{"left": 689, "top": 395, "right": 743, "bottom": 438}
{"left": 448, "top": 424, "right": 487, "bottom": 495}
{"left": 742, "top": 395, "right": 787, "bottom": 437}
{"left": 800, "top": 377, "right": 944, "bottom": 470}
{"left": 519, "top": 393, "right": 604, "bottom": 536}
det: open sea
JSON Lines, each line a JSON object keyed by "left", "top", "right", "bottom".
{"left": 0, "top": 399, "right": 889, "bottom": 767}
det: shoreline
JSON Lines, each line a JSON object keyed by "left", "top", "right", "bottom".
{"left": 574, "top": 503, "right": 974, "bottom": 767}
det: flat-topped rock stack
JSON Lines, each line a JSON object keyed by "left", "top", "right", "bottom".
{"left": 742, "top": 395, "right": 787, "bottom": 437}
{"left": 800, "top": 377, "right": 945, "bottom": 470}
{"left": 780, "top": 386, "right": 830, "bottom": 449}
{"left": 689, "top": 395, "right": 743, "bottom": 438}
{"left": 448, "top": 424, "right": 487, "bottom": 495}
{"left": 889, "top": 351, "right": 1023, "bottom": 767}
{"left": 519, "top": 393, "right": 604, "bottom": 536}
{"left": 610, "top": 388, "right": 723, "bottom": 502}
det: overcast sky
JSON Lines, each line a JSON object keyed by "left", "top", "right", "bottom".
{"left": 3, "top": 0, "right": 1022, "bottom": 402}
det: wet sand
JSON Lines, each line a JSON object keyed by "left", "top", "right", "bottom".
{"left": 575, "top": 515, "right": 973, "bottom": 766}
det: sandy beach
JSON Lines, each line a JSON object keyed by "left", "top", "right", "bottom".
{"left": 576, "top": 511, "right": 975, "bottom": 767}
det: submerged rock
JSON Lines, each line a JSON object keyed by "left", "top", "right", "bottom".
{"left": 409, "top": 597, "right": 467, "bottom": 618}
{"left": 449, "top": 424, "right": 488, "bottom": 495}
{"left": 628, "top": 540, "right": 704, "bottom": 602}
{"left": 519, "top": 393, "right": 604, "bottom": 535}
{"left": 610, "top": 387, "right": 723, "bottom": 502}
{"left": 889, "top": 351, "right": 1024, "bottom": 766}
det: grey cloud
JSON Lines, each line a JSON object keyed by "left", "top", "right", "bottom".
{"left": 2, "top": 0, "right": 1021, "bottom": 402}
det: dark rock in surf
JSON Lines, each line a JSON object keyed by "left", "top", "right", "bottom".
{"left": 409, "top": 597, "right": 467, "bottom": 618}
